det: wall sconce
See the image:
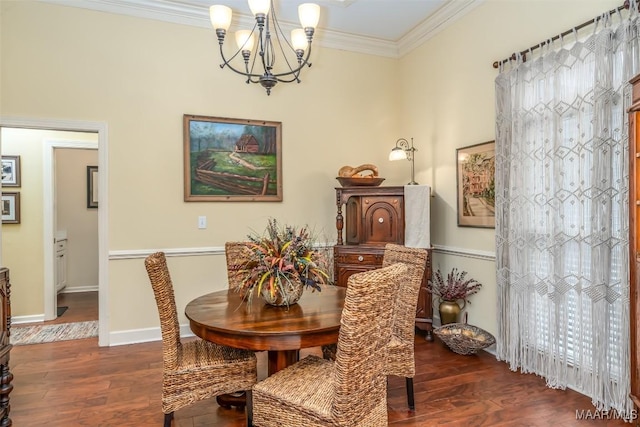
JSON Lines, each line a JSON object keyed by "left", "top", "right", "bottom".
{"left": 389, "top": 137, "right": 418, "bottom": 185}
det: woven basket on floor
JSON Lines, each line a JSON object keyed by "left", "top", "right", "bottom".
{"left": 434, "top": 323, "right": 495, "bottom": 355}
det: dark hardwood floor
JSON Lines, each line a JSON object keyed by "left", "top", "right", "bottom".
{"left": 54, "top": 291, "right": 99, "bottom": 324}
{"left": 12, "top": 291, "right": 99, "bottom": 327}
{"left": 8, "top": 294, "right": 631, "bottom": 426}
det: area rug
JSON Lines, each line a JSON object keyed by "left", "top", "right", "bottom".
{"left": 10, "top": 321, "right": 98, "bottom": 345}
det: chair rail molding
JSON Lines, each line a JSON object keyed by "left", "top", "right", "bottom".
{"left": 432, "top": 244, "right": 495, "bottom": 261}
{"left": 109, "top": 242, "right": 335, "bottom": 260}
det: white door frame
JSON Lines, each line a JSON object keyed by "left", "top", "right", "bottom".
{"left": 0, "top": 116, "right": 109, "bottom": 346}
{"left": 44, "top": 140, "right": 98, "bottom": 320}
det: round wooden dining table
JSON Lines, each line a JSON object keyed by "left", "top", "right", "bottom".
{"left": 185, "top": 286, "right": 346, "bottom": 376}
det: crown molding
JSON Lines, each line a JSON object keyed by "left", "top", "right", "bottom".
{"left": 315, "top": 29, "right": 399, "bottom": 58}
{"left": 37, "top": 0, "right": 480, "bottom": 59}
{"left": 398, "top": 0, "right": 484, "bottom": 57}
{"left": 38, "top": 0, "right": 213, "bottom": 28}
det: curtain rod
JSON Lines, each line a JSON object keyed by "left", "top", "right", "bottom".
{"left": 492, "top": 0, "right": 633, "bottom": 69}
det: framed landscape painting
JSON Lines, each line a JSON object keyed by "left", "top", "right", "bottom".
{"left": 456, "top": 141, "right": 495, "bottom": 228}
{"left": 183, "top": 115, "right": 283, "bottom": 202}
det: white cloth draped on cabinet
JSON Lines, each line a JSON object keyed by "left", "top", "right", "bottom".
{"left": 494, "top": 6, "right": 639, "bottom": 420}
{"left": 404, "top": 185, "right": 430, "bottom": 248}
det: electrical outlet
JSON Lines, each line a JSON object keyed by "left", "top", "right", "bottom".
{"left": 198, "top": 216, "right": 207, "bottom": 229}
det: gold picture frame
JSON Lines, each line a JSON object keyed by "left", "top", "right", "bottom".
{"left": 183, "top": 115, "right": 283, "bottom": 202}
{"left": 456, "top": 141, "right": 495, "bottom": 228}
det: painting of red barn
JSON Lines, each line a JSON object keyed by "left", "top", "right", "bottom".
{"left": 183, "top": 115, "right": 282, "bottom": 201}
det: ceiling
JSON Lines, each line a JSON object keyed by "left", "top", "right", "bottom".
{"left": 192, "top": 0, "right": 447, "bottom": 41}
{"left": 42, "top": 0, "right": 483, "bottom": 57}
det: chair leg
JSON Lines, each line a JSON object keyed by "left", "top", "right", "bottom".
{"left": 246, "top": 389, "right": 253, "bottom": 427}
{"left": 405, "top": 377, "right": 415, "bottom": 411}
{"left": 163, "top": 412, "right": 174, "bottom": 427}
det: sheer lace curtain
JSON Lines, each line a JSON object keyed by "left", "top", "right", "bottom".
{"left": 495, "top": 6, "right": 639, "bottom": 419}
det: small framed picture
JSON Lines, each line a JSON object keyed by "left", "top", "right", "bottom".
{"left": 2, "top": 192, "right": 20, "bottom": 224}
{"left": 87, "top": 166, "right": 98, "bottom": 208}
{"left": 456, "top": 141, "right": 496, "bottom": 228}
{"left": 2, "top": 155, "right": 21, "bottom": 187}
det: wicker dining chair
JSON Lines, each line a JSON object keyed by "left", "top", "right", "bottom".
{"left": 144, "top": 252, "right": 258, "bottom": 427}
{"left": 321, "top": 243, "right": 428, "bottom": 411}
{"left": 380, "top": 243, "right": 428, "bottom": 411}
{"left": 224, "top": 241, "right": 253, "bottom": 292}
{"left": 251, "top": 262, "right": 408, "bottom": 427}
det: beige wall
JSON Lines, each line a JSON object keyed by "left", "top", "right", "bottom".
{"left": 0, "top": 0, "right": 624, "bottom": 340}
{"left": 1, "top": 1, "right": 402, "bottom": 334}
{"left": 55, "top": 148, "right": 99, "bottom": 291}
{"left": 399, "top": 0, "right": 621, "bottom": 333}
{"left": 1, "top": 129, "right": 45, "bottom": 317}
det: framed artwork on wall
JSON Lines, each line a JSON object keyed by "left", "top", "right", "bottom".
{"left": 1, "top": 155, "right": 21, "bottom": 187}
{"left": 87, "top": 166, "right": 98, "bottom": 208}
{"left": 1, "top": 192, "right": 20, "bottom": 224}
{"left": 456, "top": 141, "right": 496, "bottom": 228}
{"left": 183, "top": 115, "right": 282, "bottom": 202}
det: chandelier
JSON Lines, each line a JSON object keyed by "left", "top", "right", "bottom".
{"left": 209, "top": 0, "right": 320, "bottom": 95}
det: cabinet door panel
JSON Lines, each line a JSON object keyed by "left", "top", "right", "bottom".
{"left": 0, "top": 286, "right": 6, "bottom": 346}
{"left": 345, "top": 198, "right": 362, "bottom": 245}
{"left": 362, "top": 197, "right": 403, "bottom": 245}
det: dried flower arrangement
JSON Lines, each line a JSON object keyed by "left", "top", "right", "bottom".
{"left": 239, "top": 218, "right": 330, "bottom": 306}
{"left": 428, "top": 268, "right": 482, "bottom": 304}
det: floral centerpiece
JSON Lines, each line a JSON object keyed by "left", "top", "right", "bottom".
{"left": 239, "top": 219, "right": 330, "bottom": 307}
{"left": 428, "top": 268, "right": 482, "bottom": 324}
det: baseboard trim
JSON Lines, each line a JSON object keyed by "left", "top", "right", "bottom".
{"left": 12, "top": 314, "right": 45, "bottom": 325}
{"left": 60, "top": 286, "right": 99, "bottom": 293}
{"left": 108, "top": 324, "right": 194, "bottom": 346}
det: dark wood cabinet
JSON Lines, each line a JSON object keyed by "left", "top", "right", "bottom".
{"left": 0, "top": 268, "right": 12, "bottom": 426}
{"left": 628, "top": 74, "right": 640, "bottom": 420}
{"left": 333, "top": 244, "right": 385, "bottom": 287}
{"left": 333, "top": 186, "right": 433, "bottom": 340}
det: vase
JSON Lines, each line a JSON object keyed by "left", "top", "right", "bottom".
{"left": 260, "top": 276, "right": 304, "bottom": 307}
{"left": 439, "top": 300, "right": 464, "bottom": 325}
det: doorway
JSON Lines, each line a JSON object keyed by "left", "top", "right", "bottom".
{"left": 0, "top": 116, "right": 109, "bottom": 346}
{"left": 45, "top": 141, "right": 98, "bottom": 322}
{"left": 51, "top": 145, "right": 99, "bottom": 326}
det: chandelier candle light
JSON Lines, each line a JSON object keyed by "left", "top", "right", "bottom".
{"left": 389, "top": 137, "right": 418, "bottom": 185}
{"left": 209, "top": 0, "right": 320, "bottom": 95}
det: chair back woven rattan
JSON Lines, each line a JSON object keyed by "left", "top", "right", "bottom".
{"left": 225, "top": 241, "right": 253, "bottom": 291}
{"left": 381, "top": 244, "right": 428, "bottom": 410}
{"left": 251, "top": 263, "right": 407, "bottom": 427}
{"left": 144, "top": 252, "right": 257, "bottom": 427}
{"left": 321, "top": 244, "right": 428, "bottom": 410}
